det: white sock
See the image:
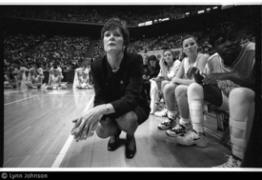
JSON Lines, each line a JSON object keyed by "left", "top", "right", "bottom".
{"left": 179, "top": 117, "right": 190, "bottom": 125}
{"left": 189, "top": 99, "right": 204, "bottom": 133}
{"left": 167, "top": 110, "right": 176, "bottom": 119}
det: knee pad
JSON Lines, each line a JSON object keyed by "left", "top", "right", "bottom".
{"left": 230, "top": 88, "right": 255, "bottom": 103}
{"left": 187, "top": 83, "right": 203, "bottom": 99}
{"left": 230, "top": 119, "right": 248, "bottom": 159}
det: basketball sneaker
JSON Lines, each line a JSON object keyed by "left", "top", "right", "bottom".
{"left": 175, "top": 130, "right": 208, "bottom": 147}
{"left": 215, "top": 155, "right": 241, "bottom": 168}
{"left": 157, "top": 113, "right": 177, "bottom": 130}
{"left": 166, "top": 122, "right": 192, "bottom": 137}
{"left": 154, "top": 108, "right": 168, "bottom": 117}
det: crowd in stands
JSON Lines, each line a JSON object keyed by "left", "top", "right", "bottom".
{"left": 4, "top": 19, "right": 254, "bottom": 91}
{"left": 3, "top": 6, "right": 211, "bottom": 27}
{"left": 4, "top": 34, "right": 91, "bottom": 66}
{"left": 129, "top": 21, "right": 255, "bottom": 54}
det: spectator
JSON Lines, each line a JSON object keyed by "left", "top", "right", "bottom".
{"left": 142, "top": 55, "right": 160, "bottom": 103}
{"left": 150, "top": 49, "right": 181, "bottom": 115}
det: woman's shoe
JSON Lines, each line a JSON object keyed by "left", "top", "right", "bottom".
{"left": 107, "top": 130, "right": 121, "bottom": 151}
{"left": 107, "top": 135, "right": 120, "bottom": 151}
{"left": 125, "top": 135, "right": 136, "bottom": 159}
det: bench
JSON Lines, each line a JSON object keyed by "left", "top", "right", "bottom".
{"left": 204, "top": 103, "right": 230, "bottom": 148}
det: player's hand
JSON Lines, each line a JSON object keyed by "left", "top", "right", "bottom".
{"left": 203, "top": 73, "right": 219, "bottom": 85}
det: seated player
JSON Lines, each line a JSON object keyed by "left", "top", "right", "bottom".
{"left": 174, "top": 25, "right": 256, "bottom": 168}
{"left": 46, "top": 63, "right": 67, "bottom": 90}
{"left": 29, "top": 64, "right": 45, "bottom": 89}
{"left": 73, "top": 60, "right": 93, "bottom": 89}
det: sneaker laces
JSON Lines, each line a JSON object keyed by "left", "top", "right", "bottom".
{"left": 171, "top": 124, "right": 186, "bottom": 134}
{"left": 175, "top": 129, "right": 208, "bottom": 147}
{"left": 158, "top": 118, "right": 174, "bottom": 130}
{"left": 176, "top": 129, "right": 198, "bottom": 141}
{"left": 166, "top": 123, "right": 185, "bottom": 137}
{"left": 167, "top": 111, "right": 180, "bottom": 121}
{"left": 160, "top": 119, "right": 172, "bottom": 126}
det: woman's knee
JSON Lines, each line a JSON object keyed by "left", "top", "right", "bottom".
{"left": 163, "top": 83, "right": 175, "bottom": 96}
{"left": 175, "top": 85, "right": 187, "bottom": 98}
{"left": 150, "top": 80, "right": 158, "bottom": 92}
{"left": 96, "top": 123, "right": 109, "bottom": 138}
{"left": 187, "top": 83, "right": 203, "bottom": 99}
{"left": 116, "top": 112, "right": 138, "bottom": 134}
{"left": 229, "top": 88, "right": 255, "bottom": 103}
{"left": 161, "top": 80, "right": 170, "bottom": 91}
{"left": 96, "top": 118, "right": 118, "bottom": 138}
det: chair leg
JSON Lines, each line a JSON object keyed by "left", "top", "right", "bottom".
{"left": 216, "top": 112, "right": 225, "bottom": 131}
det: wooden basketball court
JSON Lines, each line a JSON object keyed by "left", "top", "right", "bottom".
{"left": 3, "top": 87, "right": 230, "bottom": 168}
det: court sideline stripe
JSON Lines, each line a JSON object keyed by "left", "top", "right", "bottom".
{"left": 51, "top": 95, "right": 94, "bottom": 168}
{"left": 4, "top": 95, "right": 38, "bottom": 106}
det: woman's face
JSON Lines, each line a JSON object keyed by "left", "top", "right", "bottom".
{"left": 53, "top": 69, "right": 59, "bottom": 76}
{"left": 183, "top": 37, "right": 198, "bottom": 57}
{"left": 163, "top": 50, "right": 173, "bottom": 65}
{"left": 149, "top": 60, "right": 156, "bottom": 67}
{"left": 143, "top": 57, "right": 148, "bottom": 65}
{"left": 103, "top": 28, "right": 124, "bottom": 53}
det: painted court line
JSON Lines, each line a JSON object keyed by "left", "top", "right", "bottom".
{"left": 43, "top": 94, "right": 90, "bottom": 97}
{"left": 4, "top": 95, "right": 38, "bottom": 106}
{"left": 51, "top": 95, "right": 94, "bottom": 168}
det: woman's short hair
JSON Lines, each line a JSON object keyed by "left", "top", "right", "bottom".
{"left": 101, "top": 18, "right": 130, "bottom": 48}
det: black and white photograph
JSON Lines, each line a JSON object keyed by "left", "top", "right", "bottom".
{"left": 1, "top": 1, "right": 262, "bottom": 171}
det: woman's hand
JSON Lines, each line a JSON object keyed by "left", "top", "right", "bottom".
{"left": 171, "top": 77, "right": 179, "bottom": 84}
{"left": 71, "top": 105, "right": 107, "bottom": 141}
{"left": 142, "top": 75, "right": 150, "bottom": 80}
{"left": 152, "top": 77, "right": 160, "bottom": 82}
{"left": 187, "top": 67, "right": 199, "bottom": 79}
{"left": 153, "top": 76, "right": 165, "bottom": 81}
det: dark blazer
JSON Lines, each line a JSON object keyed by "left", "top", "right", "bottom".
{"left": 91, "top": 51, "right": 150, "bottom": 118}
